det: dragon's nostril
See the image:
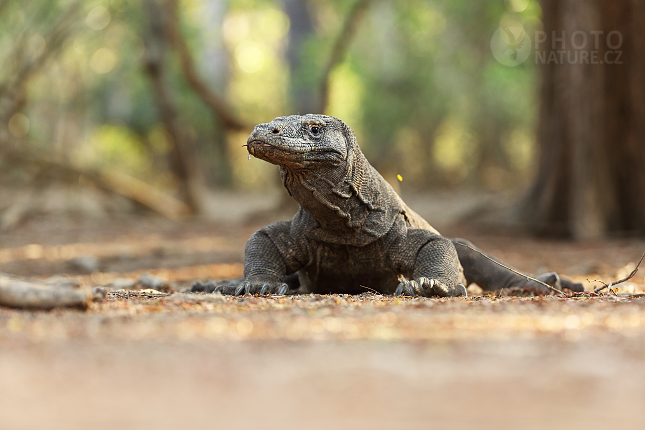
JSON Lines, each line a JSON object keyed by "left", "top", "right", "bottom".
{"left": 271, "top": 128, "right": 280, "bottom": 134}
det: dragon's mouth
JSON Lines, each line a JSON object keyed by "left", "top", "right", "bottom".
{"left": 247, "top": 139, "right": 272, "bottom": 147}
{"left": 246, "top": 139, "right": 285, "bottom": 156}
{"left": 246, "top": 137, "right": 345, "bottom": 167}
{"left": 247, "top": 139, "right": 330, "bottom": 155}
{"left": 247, "top": 138, "right": 310, "bottom": 154}
{"left": 245, "top": 140, "right": 303, "bottom": 166}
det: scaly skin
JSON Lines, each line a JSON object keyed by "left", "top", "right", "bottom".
{"left": 194, "top": 115, "right": 583, "bottom": 297}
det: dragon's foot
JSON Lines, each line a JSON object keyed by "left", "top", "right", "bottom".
{"left": 191, "top": 279, "right": 288, "bottom": 296}
{"left": 395, "top": 277, "right": 467, "bottom": 298}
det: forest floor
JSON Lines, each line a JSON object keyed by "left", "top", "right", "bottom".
{"left": 1, "top": 190, "right": 645, "bottom": 430}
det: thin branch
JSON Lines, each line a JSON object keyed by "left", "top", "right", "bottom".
{"left": 591, "top": 251, "right": 645, "bottom": 293}
{"left": 360, "top": 284, "right": 380, "bottom": 295}
{"left": 9, "top": 1, "right": 82, "bottom": 94}
{"left": 453, "top": 241, "right": 566, "bottom": 296}
{"left": 0, "top": 1, "right": 82, "bottom": 128}
{"left": 164, "top": 0, "right": 248, "bottom": 131}
{"left": 319, "top": 0, "right": 371, "bottom": 113}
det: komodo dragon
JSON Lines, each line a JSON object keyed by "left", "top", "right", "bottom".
{"left": 194, "top": 114, "right": 583, "bottom": 297}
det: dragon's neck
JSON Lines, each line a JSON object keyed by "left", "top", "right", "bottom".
{"left": 281, "top": 163, "right": 357, "bottom": 231}
{"left": 281, "top": 148, "right": 405, "bottom": 246}
{"left": 281, "top": 148, "right": 396, "bottom": 235}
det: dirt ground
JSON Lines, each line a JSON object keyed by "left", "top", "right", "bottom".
{"left": 1, "top": 191, "right": 645, "bottom": 430}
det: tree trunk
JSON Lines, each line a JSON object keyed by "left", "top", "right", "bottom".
{"left": 283, "top": 0, "right": 319, "bottom": 114}
{"left": 143, "top": 0, "right": 203, "bottom": 214}
{"left": 520, "top": 0, "right": 645, "bottom": 238}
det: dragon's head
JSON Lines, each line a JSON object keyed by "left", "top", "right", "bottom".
{"left": 246, "top": 114, "right": 357, "bottom": 170}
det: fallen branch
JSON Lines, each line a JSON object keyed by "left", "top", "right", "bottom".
{"left": 99, "top": 169, "right": 192, "bottom": 221}
{"left": 0, "top": 273, "right": 105, "bottom": 310}
{"left": 591, "top": 251, "right": 645, "bottom": 293}
{"left": 453, "top": 241, "right": 565, "bottom": 296}
{"left": 0, "top": 147, "right": 191, "bottom": 221}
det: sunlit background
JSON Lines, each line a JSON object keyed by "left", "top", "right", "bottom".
{"left": 0, "top": 0, "right": 544, "bottom": 218}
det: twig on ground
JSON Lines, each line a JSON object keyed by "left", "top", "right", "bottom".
{"left": 590, "top": 251, "right": 645, "bottom": 293}
{"left": 0, "top": 273, "right": 105, "bottom": 310}
{"left": 453, "top": 241, "right": 565, "bottom": 296}
{"left": 360, "top": 285, "right": 380, "bottom": 295}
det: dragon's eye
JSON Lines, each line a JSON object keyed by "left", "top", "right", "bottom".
{"left": 310, "top": 125, "right": 320, "bottom": 135}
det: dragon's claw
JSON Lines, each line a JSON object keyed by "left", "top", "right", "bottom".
{"left": 395, "top": 278, "right": 466, "bottom": 298}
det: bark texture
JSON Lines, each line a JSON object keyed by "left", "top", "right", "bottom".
{"left": 520, "top": 0, "right": 645, "bottom": 238}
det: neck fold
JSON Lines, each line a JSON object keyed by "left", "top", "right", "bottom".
{"left": 281, "top": 146, "right": 404, "bottom": 245}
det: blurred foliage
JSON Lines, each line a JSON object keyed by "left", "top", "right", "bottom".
{"left": 0, "top": 0, "right": 543, "bottom": 194}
